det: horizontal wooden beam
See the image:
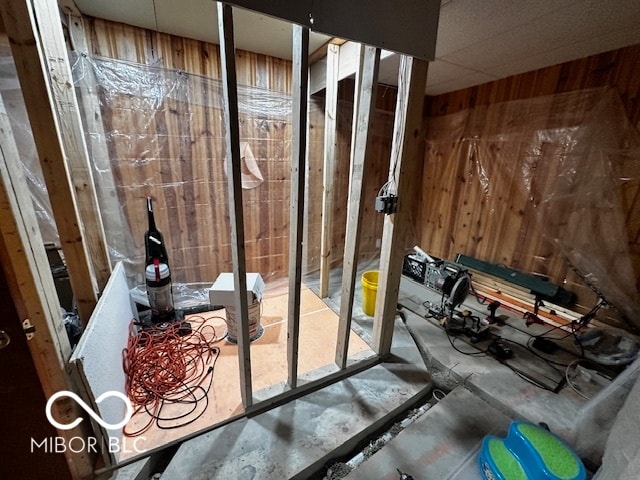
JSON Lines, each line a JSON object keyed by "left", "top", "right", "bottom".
{"left": 308, "top": 37, "right": 347, "bottom": 65}
{"left": 224, "top": 0, "right": 440, "bottom": 61}
{"left": 310, "top": 42, "right": 395, "bottom": 94}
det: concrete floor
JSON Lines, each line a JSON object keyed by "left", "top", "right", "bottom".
{"left": 159, "top": 317, "right": 432, "bottom": 479}
{"left": 109, "top": 267, "right": 617, "bottom": 479}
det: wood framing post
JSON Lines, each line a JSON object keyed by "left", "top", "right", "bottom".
{"left": 319, "top": 43, "right": 339, "bottom": 298}
{"left": 287, "top": 25, "right": 309, "bottom": 388}
{"left": 68, "top": 15, "right": 133, "bottom": 279}
{"left": 0, "top": 0, "right": 101, "bottom": 323}
{"left": 0, "top": 97, "right": 95, "bottom": 480}
{"left": 217, "top": 2, "right": 253, "bottom": 408}
{"left": 32, "top": 0, "right": 111, "bottom": 291}
{"left": 335, "top": 46, "right": 380, "bottom": 369}
{"left": 373, "top": 56, "right": 428, "bottom": 355}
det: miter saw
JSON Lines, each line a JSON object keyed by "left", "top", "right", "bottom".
{"left": 402, "top": 246, "right": 490, "bottom": 341}
{"left": 402, "top": 246, "right": 471, "bottom": 314}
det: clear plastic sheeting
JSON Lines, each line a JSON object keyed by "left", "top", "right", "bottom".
{"left": 572, "top": 356, "right": 640, "bottom": 469}
{"left": 0, "top": 54, "right": 59, "bottom": 245}
{"left": 533, "top": 91, "right": 640, "bottom": 325}
{"left": 592, "top": 368, "right": 640, "bottom": 479}
{"left": 2, "top": 45, "right": 395, "bottom": 308}
{"left": 423, "top": 88, "right": 640, "bottom": 327}
{"left": 71, "top": 54, "right": 296, "bottom": 304}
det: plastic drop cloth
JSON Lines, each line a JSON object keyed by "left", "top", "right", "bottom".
{"left": 1, "top": 46, "right": 397, "bottom": 308}
{"left": 592, "top": 369, "right": 640, "bottom": 479}
{"left": 0, "top": 54, "right": 59, "bottom": 245}
{"left": 69, "top": 53, "right": 300, "bottom": 303}
{"left": 423, "top": 88, "right": 640, "bottom": 327}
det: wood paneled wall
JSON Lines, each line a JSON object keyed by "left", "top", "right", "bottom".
{"left": 85, "top": 18, "right": 294, "bottom": 285}
{"left": 421, "top": 44, "right": 640, "bottom": 322}
{"left": 83, "top": 18, "right": 395, "bottom": 287}
{"left": 427, "top": 45, "right": 640, "bottom": 129}
{"left": 306, "top": 81, "right": 398, "bottom": 277}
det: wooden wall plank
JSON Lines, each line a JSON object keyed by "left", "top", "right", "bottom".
{"left": 287, "top": 25, "right": 309, "bottom": 388}
{"left": 0, "top": 0, "right": 99, "bottom": 323}
{"left": 427, "top": 44, "right": 640, "bottom": 127}
{"left": 217, "top": 2, "right": 252, "bottom": 408}
{"left": 422, "top": 44, "right": 640, "bottom": 323}
{"left": 319, "top": 43, "right": 339, "bottom": 297}
{"left": 373, "top": 56, "right": 428, "bottom": 355}
{"left": 75, "top": 17, "right": 397, "bottom": 290}
{"left": 335, "top": 46, "right": 380, "bottom": 369}
{"left": 79, "top": 17, "right": 297, "bottom": 287}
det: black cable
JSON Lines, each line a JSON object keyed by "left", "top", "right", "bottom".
{"left": 524, "top": 337, "right": 574, "bottom": 368}
{"left": 154, "top": 360, "right": 217, "bottom": 429}
{"left": 445, "top": 329, "right": 490, "bottom": 356}
{"left": 501, "top": 362, "right": 559, "bottom": 393}
{"left": 469, "top": 280, "right": 488, "bottom": 305}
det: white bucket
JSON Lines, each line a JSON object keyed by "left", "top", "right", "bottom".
{"left": 224, "top": 300, "right": 263, "bottom": 343}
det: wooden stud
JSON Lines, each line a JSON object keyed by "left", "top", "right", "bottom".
{"left": 287, "top": 25, "right": 310, "bottom": 388}
{"left": 335, "top": 46, "right": 380, "bottom": 369}
{"left": 319, "top": 43, "right": 339, "bottom": 298}
{"left": 32, "top": 0, "right": 111, "bottom": 290}
{"left": 0, "top": 0, "right": 99, "bottom": 323}
{"left": 217, "top": 2, "right": 252, "bottom": 408}
{"left": 373, "top": 56, "right": 428, "bottom": 356}
{"left": 0, "top": 96, "right": 95, "bottom": 480}
{"left": 68, "top": 14, "right": 132, "bottom": 286}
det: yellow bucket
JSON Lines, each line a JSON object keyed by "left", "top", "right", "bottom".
{"left": 361, "top": 270, "right": 379, "bottom": 316}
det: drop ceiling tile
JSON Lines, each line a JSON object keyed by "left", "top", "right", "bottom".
{"left": 435, "top": 0, "right": 576, "bottom": 57}
{"left": 76, "top": 0, "right": 328, "bottom": 61}
{"left": 441, "top": 0, "right": 640, "bottom": 74}
{"left": 74, "top": 0, "right": 155, "bottom": 31}
{"left": 489, "top": 25, "right": 640, "bottom": 80}
{"left": 155, "top": 0, "right": 217, "bottom": 44}
{"left": 426, "top": 59, "right": 487, "bottom": 85}
{"left": 425, "top": 68, "right": 497, "bottom": 95}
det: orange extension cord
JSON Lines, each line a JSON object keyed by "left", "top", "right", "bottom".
{"left": 122, "top": 316, "right": 224, "bottom": 436}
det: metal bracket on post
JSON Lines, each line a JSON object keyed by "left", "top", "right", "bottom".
{"left": 22, "top": 319, "right": 36, "bottom": 340}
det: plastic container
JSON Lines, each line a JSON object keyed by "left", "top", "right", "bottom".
{"left": 478, "top": 421, "right": 586, "bottom": 480}
{"left": 361, "top": 270, "right": 379, "bottom": 316}
{"left": 145, "top": 262, "right": 174, "bottom": 323}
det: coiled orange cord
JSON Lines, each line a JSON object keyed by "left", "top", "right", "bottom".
{"left": 122, "top": 315, "right": 224, "bottom": 436}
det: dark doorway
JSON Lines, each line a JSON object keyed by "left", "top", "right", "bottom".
{"left": 0, "top": 265, "right": 72, "bottom": 479}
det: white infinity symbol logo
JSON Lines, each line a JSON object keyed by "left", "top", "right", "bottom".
{"left": 46, "top": 390, "right": 133, "bottom": 431}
